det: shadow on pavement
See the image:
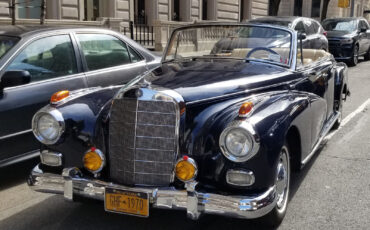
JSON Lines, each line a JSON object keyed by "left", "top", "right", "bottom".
{"left": 0, "top": 158, "right": 39, "bottom": 191}
{"left": 0, "top": 145, "right": 326, "bottom": 230}
{"left": 289, "top": 144, "right": 323, "bottom": 202}
{"left": 0, "top": 195, "right": 275, "bottom": 230}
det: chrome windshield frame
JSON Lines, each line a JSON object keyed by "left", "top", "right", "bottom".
{"left": 162, "top": 22, "right": 297, "bottom": 71}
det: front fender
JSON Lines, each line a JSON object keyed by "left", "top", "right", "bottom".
{"left": 44, "top": 86, "right": 120, "bottom": 168}
{"left": 185, "top": 90, "right": 318, "bottom": 192}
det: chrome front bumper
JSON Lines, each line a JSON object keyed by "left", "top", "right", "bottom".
{"left": 28, "top": 165, "right": 277, "bottom": 220}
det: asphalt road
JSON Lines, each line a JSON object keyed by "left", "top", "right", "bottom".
{"left": 1, "top": 60, "right": 370, "bottom": 230}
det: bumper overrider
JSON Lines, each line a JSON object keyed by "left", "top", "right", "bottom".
{"left": 28, "top": 164, "right": 278, "bottom": 220}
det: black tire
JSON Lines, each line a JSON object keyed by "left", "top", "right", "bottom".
{"left": 348, "top": 45, "right": 359, "bottom": 66}
{"left": 260, "top": 144, "right": 290, "bottom": 227}
{"left": 364, "top": 47, "right": 370, "bottom": 61}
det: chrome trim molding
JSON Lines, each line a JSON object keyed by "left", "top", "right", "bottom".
{"left": 226, "top": 170, "right": 255, "bottom": 187}
{"left": 40, "top": 150, "right": 62, "bottom": 167}
{"left": 32, "top": 107, "right": 65, "bottom": 145}
{"left": 28, "top": 165, "right": 277, "bottom": 220}
{"left": 0, "top": 150, "right": 40, "bottom": 168}
{"left": 0, "top": 129, "right": 32, "bottom": 140}
{"left": 219, "top": 121, "right": 260, "bottom": 163}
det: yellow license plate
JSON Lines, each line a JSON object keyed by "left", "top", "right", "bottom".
{"left": 105, "top": 188, "right": 149, "bottom": 217}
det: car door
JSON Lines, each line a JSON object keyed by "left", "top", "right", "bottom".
{"left": 359, "top": 20, "right": 370, "bottom": 54}
{"left": 0, "top": 34, "right": 87, "bottom": 163}
{"left": 298, "top": 49, "right": 335, "bottom": 151}
{"left": 75, "top": 33, "right": 147, "bottom": 87}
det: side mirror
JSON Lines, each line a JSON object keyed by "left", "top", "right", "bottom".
{"left": 360, "top": 28, "right": 367, "bottom": 33}
{"left": 298, "top": 33, "right": 307, "bottom": 40}
{"left": 0, "top": 70, "right": 31, "bottom": 89}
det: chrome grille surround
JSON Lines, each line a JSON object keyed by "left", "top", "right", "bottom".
{"left": 109, "top": 87, "right": 182, "bottom": 186}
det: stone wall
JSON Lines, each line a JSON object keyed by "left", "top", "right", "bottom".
{"left": 191, "top": 0, "right": 201, "bottom": 20}
{"left": 0, "top": 0, "right": 9, "bottom": 18}
{"left": 61, "top": 0, "right": 81, "bottom": 20}
{"left": 217, "top": 0, "right": 239, "bottom": 21}
{"left": 251, "top": 0, "right": 268, "bottom": 18}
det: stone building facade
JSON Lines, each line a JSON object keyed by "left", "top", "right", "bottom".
{"left": 0, "top": 0, "right": 369, "bottom": 50}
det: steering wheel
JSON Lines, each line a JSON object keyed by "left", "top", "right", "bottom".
{"left": 246, "top": 47, "right": 279, "bottom": 58}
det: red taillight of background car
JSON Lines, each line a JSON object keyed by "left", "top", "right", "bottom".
{"left": 323, "top": 31, "right": 328, "bottom": 36}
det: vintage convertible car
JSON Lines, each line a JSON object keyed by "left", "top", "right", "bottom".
{"left": 28, "top": 23, "right": 349, "bottom": 226}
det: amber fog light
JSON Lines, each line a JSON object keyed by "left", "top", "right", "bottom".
{"left": 226, "top": 170, "right": 255, "bottom": 186}
{"left": 83, "top": 147, "right": 105, "bottom": 173}
{"left": 175, "top": 156, "right": 197, "bottom": 182}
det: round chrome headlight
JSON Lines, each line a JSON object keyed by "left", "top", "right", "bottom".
{"left": 32, "top": 109, "right": 64, "bottom": 145}
{"left": 219, "top": 123, "right": 259, "bottom": 162}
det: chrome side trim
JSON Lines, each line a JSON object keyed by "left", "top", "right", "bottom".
{"left": 301, "top": 112, "right": 340, "bottom": 165}
{"left": 0, "top": 150, "right": 39, "bottom": 168}
{"left": 28, "top": 165, "right": 278, "bottom": 220}
{"left": 0, "top": 129, "right": 32, "bottom": 140}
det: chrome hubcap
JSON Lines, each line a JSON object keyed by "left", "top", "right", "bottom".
{"left": 276, "top": 146, "right": 290, "bottom": 210}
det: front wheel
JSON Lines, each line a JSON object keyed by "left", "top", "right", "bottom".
{"left": 261, "top": 144, "right": 290, "bottom": 227}
{"left": 348, "top": 45, "right": 359, "bottom": 66}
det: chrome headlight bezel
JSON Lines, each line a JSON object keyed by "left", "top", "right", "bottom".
{"left": 32, "top": 108, "right": 65, "bottom": 145}
{"left": 219, "top": 121, "right": 260, "bottom": 162}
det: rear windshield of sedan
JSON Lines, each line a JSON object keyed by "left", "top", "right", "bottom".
{"left": 0, "top": 36, "right": 19, "bottom": 59}
{"left": 252, "top": 20, "right": 291, "bottom": 27}
{"left": 322, "top": 19, "right": 357, "bottom": 32}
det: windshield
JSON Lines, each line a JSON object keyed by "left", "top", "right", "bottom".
{"left": 164, "top": 25, "right": 292, "bottom": 66}
{"left": 0, "top": 36, "right": 19, "bottom": 59}
{"left": 322, "top": 20, "right": 357, "bottom": 32}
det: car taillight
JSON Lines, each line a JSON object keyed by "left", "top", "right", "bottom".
{"left": 323, "top": 31, "right": 328, "bottom": 36}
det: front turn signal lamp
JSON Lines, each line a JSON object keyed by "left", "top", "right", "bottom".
{"left": 51, "top": 90, "right": 70, "bottom": 104}
{"left": 83, "top": 147, "right": 105, "bottom": 174}
{"left": 175, "top": 156, "right": 197, "bottom": 182}
{"left": 239, "top": 102, "right": 253, "bottom": 117}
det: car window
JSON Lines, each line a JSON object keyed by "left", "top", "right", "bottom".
{"left": 6, "top": 35, "right": 77, "bottom": 83}
{"left": 361, "top": 20, "right": 369, "bottom": 29}
{"left": 128, "top": 46, "right": 143, "bottom": 63}
{"left": 305, "top": 20, "right": 316, "bottom": 35}
{"left": 312, "top": 22, "right": 320, "bottom": 34}
{"left": 294, "top": 21, "right": 306, "bottom": 34}
{"left": 76, "top": 34, "right": 131, "bottom": 71}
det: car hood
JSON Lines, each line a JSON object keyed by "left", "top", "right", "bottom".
{"left": 326, "top": 30, "right": 356, "bottom": 39}
{"left": 144, "top": 60, "right": 298, "bottom": 104}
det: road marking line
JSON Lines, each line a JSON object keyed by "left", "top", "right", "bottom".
{"left": 325, "top": 98, "right": 370, "bottom": 140}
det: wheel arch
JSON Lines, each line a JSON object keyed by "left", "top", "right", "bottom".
{"left": 285, "top": 125, "right": 302, "bottom": 172}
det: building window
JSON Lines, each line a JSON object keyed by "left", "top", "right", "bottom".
{"left": 172, "top": 0, "right": 180, "bottom": 21}
{"left": 202, "top": 0, "right": 208, "bottom": 20}
{"left": 240, "top": 0, "right": 250, "bottom": 21}
{"left": 134, "top": 0, "right": 146, "bottom": 25}
{"left": 84, "top": 0, "right": 100, "bottom": 21}
{"left": 17, "top": 0, "right": 41, "bottom": 19}
{"left": 311, "top": 0, "right": 321, "bottom": 17}
{"left": 294, "top": 0, "right": 303, "bottom": 16}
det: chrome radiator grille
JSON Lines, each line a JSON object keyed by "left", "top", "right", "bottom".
{"left": 109, "top": 93, "right": 178, "bottom": 186}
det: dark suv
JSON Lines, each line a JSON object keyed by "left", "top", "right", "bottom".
{"left": 250, "top": 16, "right": 328, "bottom": 50}
{"left": 322, "top": 17, "right": 370, "bottom": 66}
